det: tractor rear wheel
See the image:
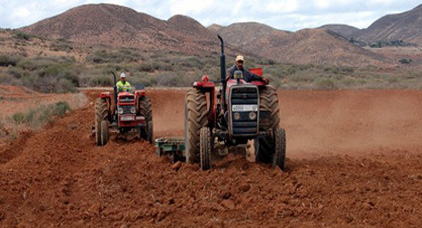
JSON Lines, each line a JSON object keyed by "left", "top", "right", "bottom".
{"left": 259, "top": 85, "right": 280, "bottom": 130}
{"left": 200, "top": 127, "right": 212, "bottom": 170}
{"left": 185, "top": 89, "right": 208, "bottom": 164}
{"left": 256, "top": 86, "right": 280, "bottom": 163}
{"left": 273, "top": 128, "right": 286, "bottom": 170}
{"left": 95, "top": 98, "right": 109, "bottom": 146}
{"left": 139, "top": 96, "right": 153, "bottom": 144}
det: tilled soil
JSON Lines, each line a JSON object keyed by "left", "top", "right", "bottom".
{"left": 1, "top": 89, "right": 422, "bottom": 227}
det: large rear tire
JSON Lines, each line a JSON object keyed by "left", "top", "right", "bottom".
{"left": 139, "top": 96, "right": 153, "bottom": 144}
{"left": 185, "top": 89, "right": 208, "bottom": 164}
{"left": 273, "top": 128, "right": 286, "bottom": 170}
{"left": 259, "top": 86, "right": 280, "bottom": 130}
{"left": 200, "top": 127, "right": 212, "bottom": 170}
{"left": 256, "top": 86, "right": 281, "bottom": 163}
{"left": 95, "top": 98, "right": 109, "bottom": 146}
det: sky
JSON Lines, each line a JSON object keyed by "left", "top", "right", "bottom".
{"left": 0, "top": 0, "right": 421, "bottom": 31}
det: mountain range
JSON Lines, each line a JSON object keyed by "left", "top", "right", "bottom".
{"left": 19, "top": 3, "right": 422, "bottom": 66}
{"left": 319, "top": 5, "right": 422, "bottom": 45}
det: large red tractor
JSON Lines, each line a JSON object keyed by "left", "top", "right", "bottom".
{"left": 94, "top": 72, "right": 153, "bottom": 146}
{"left": 185, "top": 35, "right": 286, "bottom": 170}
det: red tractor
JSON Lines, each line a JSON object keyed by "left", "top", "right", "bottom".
{"left": 94, "top": 72, "right": 153, "bottom": 146}
{"left": 184, "top": 35, "right": 286, "bottom": 170}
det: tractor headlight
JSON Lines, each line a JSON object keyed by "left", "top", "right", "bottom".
{"left": 130, "top": 106, "right": 136, "bottom": 114}
{"left": 249, "top": 112, "right": 257, "bottom": 120}
{"left": 118, "top": 107, "right": 123, "bottom": 115}
{"left": 233, "top": 112, "right": 241, "bottom": 120}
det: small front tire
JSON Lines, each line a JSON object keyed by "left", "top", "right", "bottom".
{"left": 273, "top": 128, "right": 286, "bottom": 170}
{"left": 100, "top": 120, "right": 109, "bottom": 146}
{"left": 200, "top": 127, "right": 212, "bottom": 170}
{"left": 147, "top": 120, "right": 153, "bottom": 144}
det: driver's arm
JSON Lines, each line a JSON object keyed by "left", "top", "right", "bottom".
{"left": 245, "top": 71, "right": 269, "bottom": 84}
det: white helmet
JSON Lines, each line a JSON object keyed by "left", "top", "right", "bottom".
{"left": 120, "top": 72, "right": 126, "bottom": 78}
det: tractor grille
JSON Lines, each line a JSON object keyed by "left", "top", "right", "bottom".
{"left": 229, "top": 85, "right": 259, "bottom": 137}
{"left": 121, "top": 105, "right": 134, "bottom": 115}
{"left": 119, "top": 96, "right": 135, "bottom": 104}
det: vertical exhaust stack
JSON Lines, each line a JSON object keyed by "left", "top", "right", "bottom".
{"left": 218, "top": 35, "right": 227, "bottom": 110}
{"left": 111, "top": 71, "right": 118, "bottom": 110}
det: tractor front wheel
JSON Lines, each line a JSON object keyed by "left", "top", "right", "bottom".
{"left": 139, "top": 96, "right": 153, "bottom": 144}
{"left": 147, "top": 120, "right": 153, "bottom": 144}
{"left": 273, "top": 128, "right": 286, "bottom": 170}
{"left": 100, "top": 120, "right": 109, "bottom": 146}
{"left": 200, "top": 127, "right": 212, "bottom": 170}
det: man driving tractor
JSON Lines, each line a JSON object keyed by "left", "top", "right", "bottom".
{"left": 116, "top": 72, "right": 132, "bottom": 92}
{"left": 227, "top": 55, "right": 269, "bottom": 84}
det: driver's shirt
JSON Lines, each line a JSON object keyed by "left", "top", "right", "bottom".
{"left": 116, "top": 81, "right": 132, "bottom": 92}
{"left": 226, "top": 64, "right": 263, "bottom": 82}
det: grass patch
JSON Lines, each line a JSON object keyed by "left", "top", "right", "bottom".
{"left": 9, "top": 101, "right": 70, "bottom": 128}
{"left": 12, "top": 112, "right": 25, "bottom": 124}
{"left": 315, "top": 78, "right": 337, "bottom": 90}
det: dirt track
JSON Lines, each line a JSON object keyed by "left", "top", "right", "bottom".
{"left": 1, "top": 89, "right": 422, "bottom": 227}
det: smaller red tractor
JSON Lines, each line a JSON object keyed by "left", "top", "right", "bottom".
{"left": 94, "top": 72, "right": 153, "bottom": 146}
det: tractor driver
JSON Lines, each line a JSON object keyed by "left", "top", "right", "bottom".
{"left": 226, "top": 55, "right": 269, "bottom": 84}
{"left": 116, "top": 72, "right": 132, "bottom": 93}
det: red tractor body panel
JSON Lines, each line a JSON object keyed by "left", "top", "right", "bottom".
{"left": 100, "top": 92, "right": 112, "bottom": 99}
{"left": 249, "top": 68, "right": 263, "bottom": 76}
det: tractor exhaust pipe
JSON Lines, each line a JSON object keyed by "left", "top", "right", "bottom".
{"left": 218, "top": 34, "right": 227, "bottom": 110}
{"left": 111, "top": 71, "right": 118, "bottom": 111}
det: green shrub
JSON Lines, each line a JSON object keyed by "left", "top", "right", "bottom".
{"left": 12, "top": 101, "right": 71, "bottom": 127}
{"left": 156, "top": 73, "right": 181, "bottom": 87}
{"left": 323, "top": 66, "right": 339, "bottom": 74}
{"left": 131, "top": 73, "right": 157, "bottom": 87}
{"left": 86, "top": 49, "right": 139, "bottom": 64}
{"left": 155, "top": 72, "right": 194, "bottom": 87}
{"left": 7, "top": 67, "right": 27, "bottom": 79}
{"left": 14, "top": 31, "right": 33, "bottom": 40}
{"left": 291, "top": 72, "right": 315, "bottom": 83}
{"left": 151, "top": 62, "right": 173, "bottom": 71}
{"left": 0, "top": 55, "right": 21, "bottom": 67}
{"left": 138, "top": 63, "right": 155, "bottom": 72}
{"left": 50, "top": 40, "right": 74, "bottom": 52}
{"left": 315, "top": 78, "right": 337, "bottom": 90}
{"left": 25, "top": 109, "right": 36, "bottom": 125}
{"left": 268, "top": 59, "right": 276, "bottom": 65}
{"left": 90, "top": 75, "right": 113, "bottom": 86}
{"left": 387, "top": 77, "right": 399, "bottom": 84}
{"left": 52, "top": 101, "right": 70, "bottom": 116}
{"left": 0, "top": 73, "right": 19, "bottom": 85}
{"left": 12, "top": 112, "right": 25, "bottom": 124}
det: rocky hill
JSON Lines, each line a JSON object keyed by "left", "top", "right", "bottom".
{"left": 354, "top": 4, "right": 422, "bottom": 45}
{"left": 319, "top": 24, "right": 360, "bottom": 39}
{"left": 212, "top": 23, "right": 388, "bottom": 66}
{"left": 20, "top": 4, "right": 241, "bottom": 55}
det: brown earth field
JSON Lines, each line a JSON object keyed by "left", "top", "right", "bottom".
{"left": 1, "top": 89, "right": 422, "bottom": 227}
